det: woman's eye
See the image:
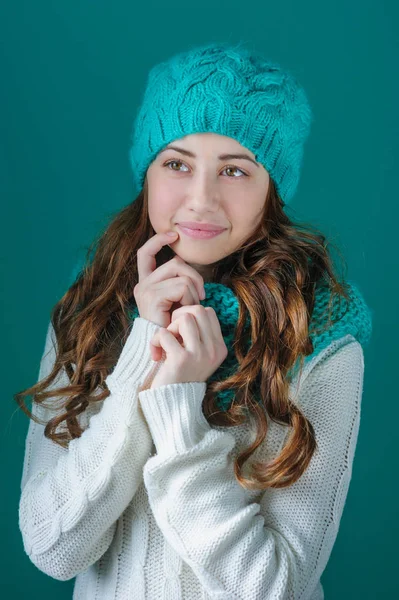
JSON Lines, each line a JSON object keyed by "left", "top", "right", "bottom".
{"left": 164, "top": 160, "right": 247, "bottom": 178}
{"left": 165, "top": 160, "right": 189, "bottom": 172}
{"left": 223, "top": 166, "right": 247, "bottom": 178}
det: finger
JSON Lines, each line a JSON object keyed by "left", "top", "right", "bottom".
{"left": 150, "top": 333, "right": 161, "bottom": 348}
{"left": 136, "top": 231, "right": 179, "bottom": 281}
{"left": 171, "top": 305, "right": 216, "bottom": 331}
{"left": 177, "top": 313, "right": 201, "bottom": 353}
{"left": 172, "top": 306, "right": 219, "bottom": 351}
{"left": 165, "top": 321, "right": 185, "bottom": 345}
{"left": 203, "top": 306, "right": 224, "bottom": 338}
{"left": 138, "top": 253, "right": 205, "bottom": 302}
{"left": 156, "top": 327, "right": 184, "bottom": 357}
{"left": 152, "top": 321, "right": 184, "bottom": 346}
{"left": 150, "top": 338, "right": 163, "bottom": 361}
{"left": 171, "top": 304, "right": 199, "bottom": 321}
{"left": 154, "top": 276, "right": 201, "bottom": 307}
{"left": 151, "top": 325, "right": 182, "bottom": 357}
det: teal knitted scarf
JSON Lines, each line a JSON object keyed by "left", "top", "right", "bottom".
{"left": 68, "top": 253, "right": 373, "bottom": 410}
{"left": 68, "top": 258, "right": 373, "bottom": 411}
{"left": 126, "top": 278, "right": 373, "bottom": 411}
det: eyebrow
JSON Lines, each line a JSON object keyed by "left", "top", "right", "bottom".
{"left": 159, "top": 144, "right": 259, "bottom": 168}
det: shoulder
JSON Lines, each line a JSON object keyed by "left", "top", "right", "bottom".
{"left": 290, "top": 334, "right": 365, "bottom": 430}
{"left": 307, "top": 333, "right": 363, "bottom": 379}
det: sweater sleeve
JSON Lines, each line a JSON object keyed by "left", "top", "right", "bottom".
{"left": 19, "top": 316, "right": 163, "bottom": 582}
{"left": 138, "top": 335, "right": 364, "bottom": 600}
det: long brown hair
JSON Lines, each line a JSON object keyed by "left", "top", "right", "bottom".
{"left": 14, "top": 175, "right": 351, "bottom": 491}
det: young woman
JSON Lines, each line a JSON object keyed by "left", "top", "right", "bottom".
{"left": 16, "top": 41, "right": 373, "bottom": 599}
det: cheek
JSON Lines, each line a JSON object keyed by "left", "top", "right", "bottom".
{"left": 148, "top": 190, "right": 180, "bottom": 224}
{"left": 228, "top": 200, "right": 264, "bottom": 234}
{"left": 228, "top": 204, "right": 250, "bottom": 227}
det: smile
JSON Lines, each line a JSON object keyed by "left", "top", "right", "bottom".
{"left": 177, "top": 225, "right": 226, "bottom": 239}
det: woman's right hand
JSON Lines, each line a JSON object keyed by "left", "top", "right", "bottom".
{"left": 133, "top": 231, "right": 206, "bottom": 331}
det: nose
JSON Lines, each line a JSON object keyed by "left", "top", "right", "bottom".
{"left": 184, "top": 172, "right": 220, "bottom": 213}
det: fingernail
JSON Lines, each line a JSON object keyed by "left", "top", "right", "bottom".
{"left": 201, "top": 288, "right": 206, "bottom": 300}
{"left": 166, "top": 231, "right": 177, "bottom": 237}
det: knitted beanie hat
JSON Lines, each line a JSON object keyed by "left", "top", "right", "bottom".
{"left": 129, "top": 41, "right": 313, "bottom": 205}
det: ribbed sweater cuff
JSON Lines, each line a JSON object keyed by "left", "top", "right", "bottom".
{"left": 106, "top": 317, "right": 162, "bottom": 396}
{"left": 138, "top": 382, "right": 211, "bottom": 457}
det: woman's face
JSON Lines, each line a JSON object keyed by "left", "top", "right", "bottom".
{"left": 146, "top": 132, "right": 270, "bottom": 281}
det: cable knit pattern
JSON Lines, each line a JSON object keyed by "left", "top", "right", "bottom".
{"left": 19, "top": 321, "right": 366, "bottom": 598}
{"left": 19, "top": 272, "right": 372, "bottom": 597}
{"left": 19, "top": 317, "right": 162, "bottom": 581}
{"left": 138, "top": 334, "right": 365, "bottom": 599}
{"left": 129, "top": 41, "right": 313, "bottom": 205}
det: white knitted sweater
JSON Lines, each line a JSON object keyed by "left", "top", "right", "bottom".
{"left": 19, "top": 316, "right": 364, "bottom": 599}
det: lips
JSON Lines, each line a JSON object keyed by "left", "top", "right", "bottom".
{"left": 177, "top": 224, "right": 225, "bottom": 239}
{"left": 177, "top": 221, "right": 226, "bottom": 232}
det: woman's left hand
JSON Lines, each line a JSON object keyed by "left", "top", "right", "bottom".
{"left": 149, "top": 305, "right": 228, "bottom": 389}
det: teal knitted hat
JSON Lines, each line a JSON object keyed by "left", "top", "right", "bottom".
{"left": 129, "top": 41, "right": 313, "bottom": 205}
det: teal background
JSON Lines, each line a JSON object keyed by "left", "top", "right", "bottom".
{"left": 1, "top": 1, "right": 396, "bottom": 597}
